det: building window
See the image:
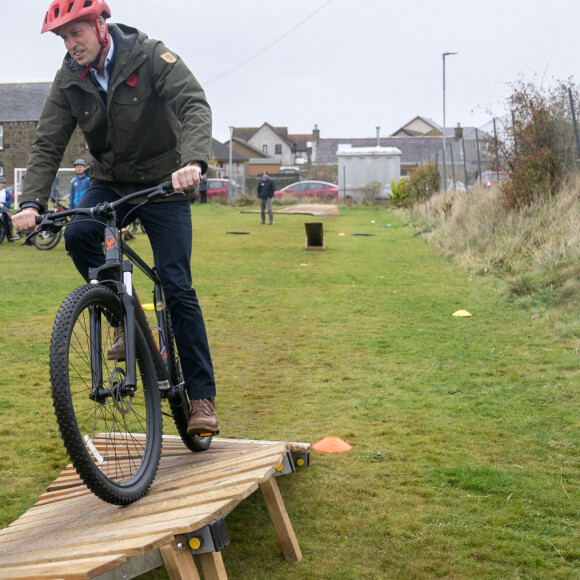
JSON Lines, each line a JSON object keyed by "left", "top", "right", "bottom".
{"left": 262, "top": 144, "right": 268, "bottom": 154}
{"left": 0, "top": 125, "right": 3, "bottom": 150}
{"left": 275, "top": 144, "right": 282, "bottom": 155}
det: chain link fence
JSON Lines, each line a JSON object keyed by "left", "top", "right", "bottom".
{"left": 431, "top": 85, "right": 580, "bottom": 193}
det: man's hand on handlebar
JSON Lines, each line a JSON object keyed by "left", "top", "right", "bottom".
{"left": 11, "top": 207, "right": 40, "bottom": 232}
{"left": 172, "top": 162, "right": 202, "bottom": 192}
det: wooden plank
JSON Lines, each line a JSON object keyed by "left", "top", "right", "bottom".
{"left": 29, "top": 444, "right": 284, "bottom": 511}
{"left": 0, "top": 533, "right": 172, "bottom": 568}
{"left": 0, "top": 510, "right": 227, "bottom": 563}
{"left": 259, "top": 477, "right": 302, "bottom": 562}
{"left": 0, "top": 555, "right": 126, "bottom": 580}
{"left": 160, "top": 536, "right": 201, "bottom": 580}
{"left": 2, "top": 460, "right": 280, "bottom": 542}
{"left": 6, "top": 482, "right": 259, "bottom": 536}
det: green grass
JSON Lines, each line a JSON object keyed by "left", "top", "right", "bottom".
{"left": 0, "top": 203, "right": 578, "bottom": 579}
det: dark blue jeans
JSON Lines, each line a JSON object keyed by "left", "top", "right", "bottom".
{"left": 64, "top": 183, "right": 216, "bottom": 400}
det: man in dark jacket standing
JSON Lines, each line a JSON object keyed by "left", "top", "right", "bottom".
{"left": 257, "top": 171, "right": 275, "bottom": 225}
{"left": 12, "top": 0, "right": 219, "bottom": 435}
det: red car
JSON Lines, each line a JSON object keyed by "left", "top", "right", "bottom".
{"left": 274, "top": 180, "right": 338, "bottom": 199}
{"left": 205, "top": 178, "right": 230, "bottom": 199}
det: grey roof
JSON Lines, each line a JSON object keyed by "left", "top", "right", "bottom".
{"left": 0, "top": 82, "right": 52, "bottom": 122}
{"left": 315, "top": 131, "right": 491, "bottom": 165}
{"left": 211, "top": 138, "right": 246, "bottom": 162}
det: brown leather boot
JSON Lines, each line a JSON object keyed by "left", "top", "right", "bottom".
{"left": 187, "top": 398, "right": 219, "bottom": 435}
{"left": 107, "top": 326, "right": 126, "bottom": 361}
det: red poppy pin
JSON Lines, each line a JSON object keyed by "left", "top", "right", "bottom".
{"left": 126, "top": 74, "right": 138, "bottom": 87}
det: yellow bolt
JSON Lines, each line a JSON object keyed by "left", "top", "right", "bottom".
{"left": 189, "top": 537, "right": 201, "bottom": 550}
{"left": 275, "top": 463, "right": 284, "bottom": 472}
{"left": 296, "top": 458, "right": 305, "bottom": 467}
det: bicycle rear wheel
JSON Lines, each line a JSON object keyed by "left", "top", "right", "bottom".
{"left": 33, "top": 229, "right": 62, "bottom": 250}
{"left": 50, "top": 284, "right": 162, "bottom": 505}
{"left": 160, "top": 305, "right": 213, "bottom": 452}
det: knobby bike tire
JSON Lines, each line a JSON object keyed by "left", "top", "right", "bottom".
{"left": 0, "top": 219, "right": 6, "bottom": 244}
{"left": 50, "top": 284, "right": 162, "bottom": 505}
{"left": 161, "top": 305, "right": 213, "bottom": 453}
{"left": 33, "top": 229, "right": 63, "bottom": 250}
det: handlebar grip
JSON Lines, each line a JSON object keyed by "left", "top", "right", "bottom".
{"left": 160, "top": 181, "right": 175, "bottom": 193}
{"left": 35, "top": 215, "right": 43, "bottom": 225}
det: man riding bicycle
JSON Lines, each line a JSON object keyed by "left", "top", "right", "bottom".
{"left": 12, "top": 0, "right": 219, "bottom": 435}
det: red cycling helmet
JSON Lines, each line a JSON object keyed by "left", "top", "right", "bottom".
{"left": 41, "top": 0, "right": 111, "bottom": 34}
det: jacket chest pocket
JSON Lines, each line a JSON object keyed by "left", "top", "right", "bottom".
{"left": 113, "top": 77, "right": 152, "bottom": 106}
{"left": 69, "top": 90, "right": 101, "bottom": 123}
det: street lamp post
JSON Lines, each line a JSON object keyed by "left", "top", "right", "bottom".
{"left": 442, "top": 51, "right": 457, "bottom": 193}
{"left": 228, "top": 126, "right": 233, "bottom": 205}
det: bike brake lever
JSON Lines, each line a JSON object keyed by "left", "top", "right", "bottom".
{"left": 34, "top": 214, "right": 67, "bottom": 232}
{"left": 147, "top": 181, "right": 177, "bottom": 200}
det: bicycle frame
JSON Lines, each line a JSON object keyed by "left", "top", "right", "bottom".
{"left": 36, "top": 182, "right": 181, "bottom": 398}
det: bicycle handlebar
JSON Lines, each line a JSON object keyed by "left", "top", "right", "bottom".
{"left": 34, "top": 181, "right": 177, "bottom": 226}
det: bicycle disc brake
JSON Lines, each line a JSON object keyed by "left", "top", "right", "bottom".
{"left": 109, "top": 367, "right": 134, "bottom": 416}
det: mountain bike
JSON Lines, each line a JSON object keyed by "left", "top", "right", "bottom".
{"left": 34, "top": 182, "right": 217, "bottom": 505}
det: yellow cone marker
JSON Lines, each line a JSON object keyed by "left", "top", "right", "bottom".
{"left": 452, "top": 310, "right": 472, "bottom": 317}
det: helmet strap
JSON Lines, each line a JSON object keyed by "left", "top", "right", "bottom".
{"left": 79, "top": 20, "right": 109, "bottom": 81}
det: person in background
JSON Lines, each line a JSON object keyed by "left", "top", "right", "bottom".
{"left": 257, "top": 171, "right": 275, "bottom": 225}
{"left": 0, "top": 177, "right": 20, "bottom": 241}
{"left": 198, "top": 175, "right": 208, "bottom": 203}
{"left": 69, "top": 159, "right": 91, "bottom": 208}
{"left": 11, "top": 0, "right": 219, "bottom": 435}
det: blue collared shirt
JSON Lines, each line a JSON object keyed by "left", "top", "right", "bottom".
{"left": 90, "top": 34, "right": 115, "bottom": 92}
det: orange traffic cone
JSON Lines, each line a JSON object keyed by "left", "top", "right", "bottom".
{"left": 312, "top": 436, "right": 352, "bottom": 453}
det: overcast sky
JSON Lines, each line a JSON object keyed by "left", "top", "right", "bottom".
{"left": 2, "top": 0, "right": 578, "bottom": 142}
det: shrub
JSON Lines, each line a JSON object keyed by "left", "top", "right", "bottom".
{"left": 493, "top": 78, "right": 579, "bottom": 209}
{"left": 390, "top": 162, "right": 440, "bottom": 207}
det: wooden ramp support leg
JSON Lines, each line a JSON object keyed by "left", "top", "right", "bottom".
{"left": 199, "top": 552, "right": 229, "bottom": 580}
{"left": 259, "top": 476, "right": 303, "bottom": 562}
{"left": 160, "top": 536, "right": 201, "bottom": 580}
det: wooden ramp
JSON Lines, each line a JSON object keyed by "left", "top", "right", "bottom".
{"left": 0, "top": 436, "right": 310, "bottom": 580}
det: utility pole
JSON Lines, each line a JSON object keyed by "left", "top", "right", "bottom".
{"left": 442, "top": 51, "right": 457, "bottom": 193}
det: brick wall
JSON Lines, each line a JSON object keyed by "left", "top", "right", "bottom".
{"left": 0, "top": 121, "right": 91, "bottom": 184}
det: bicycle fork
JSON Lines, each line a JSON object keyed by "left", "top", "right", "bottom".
{"left": 88, "top": 224, "right": 138, "bottom": 391}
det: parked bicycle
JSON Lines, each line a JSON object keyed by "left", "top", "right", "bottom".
{"left": 29, "top": 199, "right": 68, "bottom": 250}
{"left": 0, "top": 207, "right": 14, "bottom": 244}
{"left": 34, "top": 182, "right": 217, "bottom": 505}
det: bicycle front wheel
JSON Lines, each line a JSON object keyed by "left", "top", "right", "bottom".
{"left": 50, "top": 284, "right": 162, "bottom": 505}
{"left": 33, "top": 229, "right": 62, "bottom": 250}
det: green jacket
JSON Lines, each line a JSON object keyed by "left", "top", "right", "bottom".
{"left": 21, "top": 24, "right": 212, "bottom": 210}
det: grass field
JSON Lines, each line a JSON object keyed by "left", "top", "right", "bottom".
{"left": 0, "top": 202, "right": 578, "bottom": 579}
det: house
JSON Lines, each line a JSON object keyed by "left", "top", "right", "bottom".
{"left": 224, "top": 137, "right": 271, "bottom": 177}
{"left": 208, "top": 138, "right": 246, "bottom": 178}
{"left": 228, "top": 123, "right": 315, "bottom": 174}
{"left": 232, "top": 123, "right": 297, "bottom": 165}
{"left": 391, "top": 115, "right": 444, "bottom": 137}
{"left": 0, "top": 82, "right": 90, "bottom": 183}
